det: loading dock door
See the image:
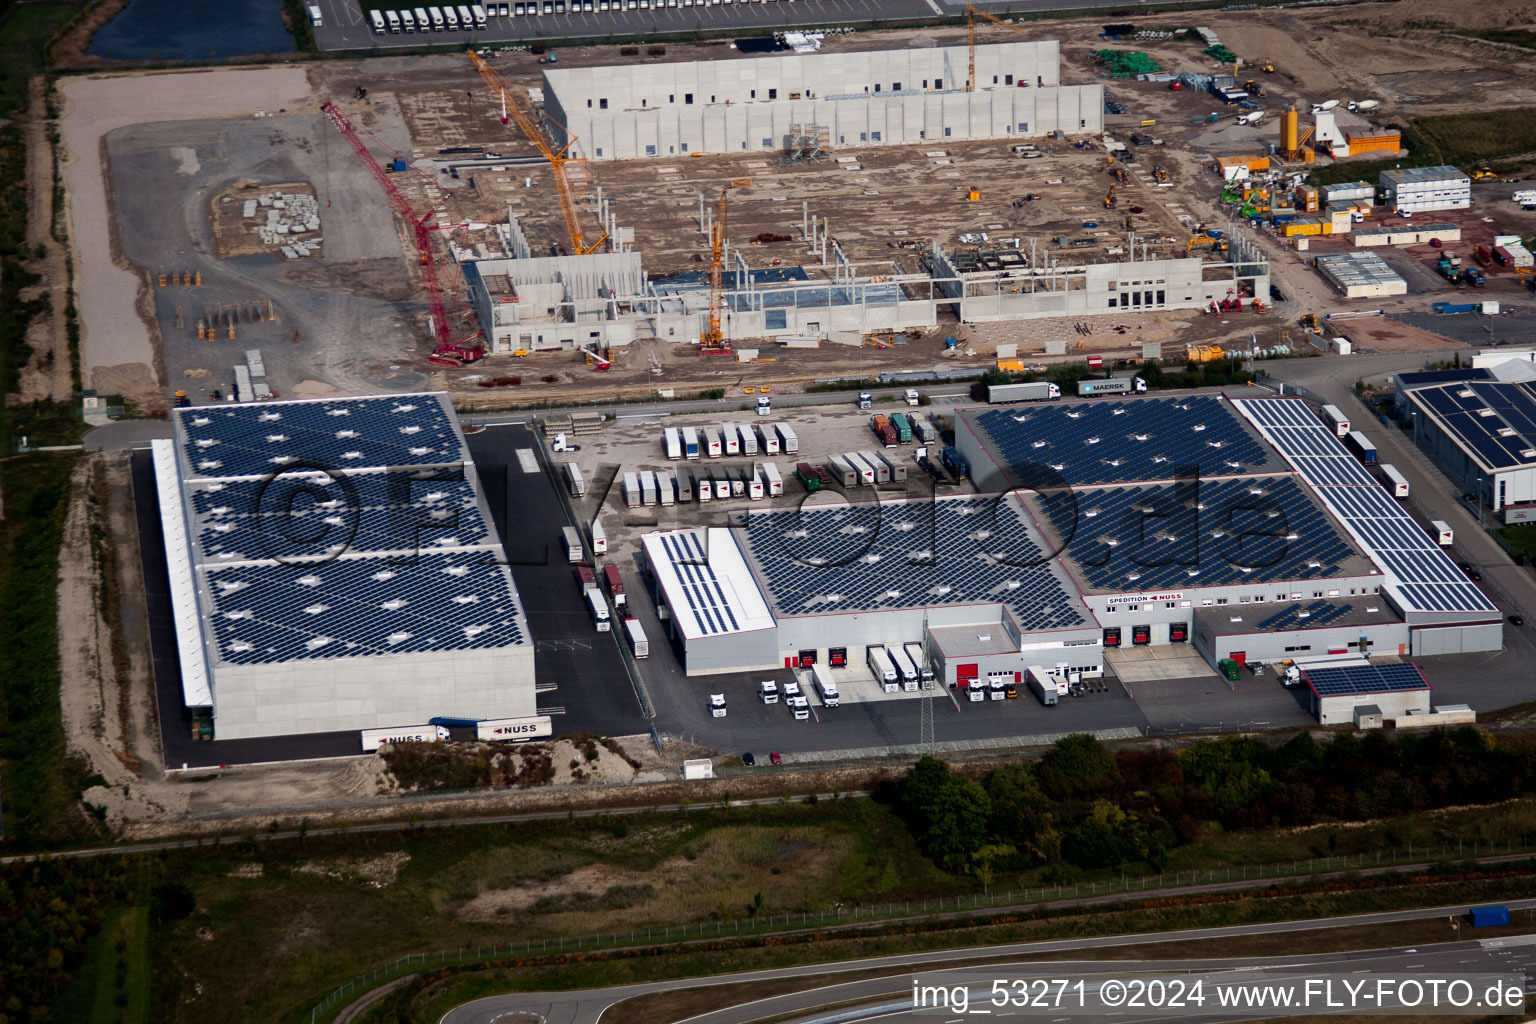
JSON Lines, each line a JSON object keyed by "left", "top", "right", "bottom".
{"left": 829, "top": 646, "right": 847, "bottom": 667}
{"left": 1169, "top": 622, "right": 1188, "bottom": 643}
{"left": 797, "top": 649, "right": 816, "bottom": 667}
{"left": 1231, "top": 650, "right": 1246, "bottom": 666}
{"left": 1103, "top": 627, "right": 1121, "bottom": 648}
{"left": 1132, "top": 624, "right": 1151, "bottom": 645}
{"left": 956, "top": 663, "right": 979, "bottom": 689}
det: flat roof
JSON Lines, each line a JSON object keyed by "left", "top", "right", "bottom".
{"left": 1196, "top": 597, "right": 1401, "bottom": 638}
{"left": 929, "top": 620, "right": 1020, "bottom": 657}
{"left": 737, "top": 494, "right": 1094, "bottom": 633}
{"left": 166, "top": 394, "right": 529, "bottom": 676}
{"left": 1303, "top": 661, "right": 1430, "bottom": 699}
{"left": 642, "top": 528, "right": 776, "bottom": 641}
{"left": 1381, "top": 165, "right": 1469, "bottom": 186}
{"left": 1315, "top": 251, "right": 1406, "bottom": 288}
{"left": 1403, "top": 380, "right": 1536, "bottom": 474}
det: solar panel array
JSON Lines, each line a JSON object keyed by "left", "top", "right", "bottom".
{"left": 653, "top": 531, "right": 752, "bottom": 637}
{"left": 170, "top": 394, "right": 528, "bottom": 667}
{"left": 740, "top": 496, "right": 1092, "bottom": 632}
{"left": 1407, "top": 381, "right": 1536, "bottom": 472}
{"left": 204, "top": 552, "right": 525, "bottom": 663}
{"left": 1039, "top": 476, "right": 1359, "bottom": 591}
{"left": 1234, "top": 397, "right": 1498, "bottom": 616}
{"left": 968, "top": 394, "right": 1275, "bottom": 487}
{"left": 190, "top": 471, "right": 490, "bottom": 564}
{"left": 1304, "top": 662, "right": 1429, "bottom": 697}
{"left": 175, "top": 395, "right": 465, "bottom": 479}
{"left": 1254, "top": 601, "right": 1354, "bottom": 632}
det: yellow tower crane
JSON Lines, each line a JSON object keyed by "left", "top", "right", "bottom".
{"left": 468, "top": 52, "right": 608, "bottom": 254}
{"left": 703, "top": 179, "right": 749, "bottom": 355}
{"left": 965, "top": 3, "right": 1034, "bottom": 92}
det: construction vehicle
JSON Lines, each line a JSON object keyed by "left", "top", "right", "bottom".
{"left": 468, "top": 52, "right": 607, "bottom": 254}
{"left": 1187, "top": 236, "right": 1229, "bottom": 254}
{"left": 966, "top": 186, "right": 980, "bottom": 201}
{"left": 1111, "top": 166, "right": 1130, "bottom": 184}
{"left": 1104, "top": 184, "right": 1117, "bottom": 208}
{"left": 702, "top": 179, "right": 749, "bottom": 355}
{"left": 1169, "top": 80, "right": 1183, "bottom": 91}
{"left": 173, "top": 390, "right": 191, "bottom": 408}
{"left": 1471, "top": 167, "right": 1497, "bottom": 181}
{"left": 1473, "top": 245, "right": 1493, "bottom": 267}
{"left": 1153, "top": 165, "right": 1171, "bottom": 184}
{"left": 1244, "top": 79, "right": 1263, "bottom": 97}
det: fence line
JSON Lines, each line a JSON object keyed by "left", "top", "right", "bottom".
{"left": 307, "top": 835, "right": 1536, "bottom": 1022}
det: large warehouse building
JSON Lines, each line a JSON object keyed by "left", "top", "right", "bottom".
{"left": 642, "top": 393, "right": 1501, "bottom": 689}
{"left": 1403, "top": 378, "right": 1536, "bottom": 515}
{"left": 542, "top": 41, "right": 1103, "bottom": 161}
{"left": 154, "top": 393, "right": 536, "bottom": 740}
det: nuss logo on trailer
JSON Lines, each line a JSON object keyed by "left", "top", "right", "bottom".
{"left": 475, "top": 715, "right": 553, "bottom": 742}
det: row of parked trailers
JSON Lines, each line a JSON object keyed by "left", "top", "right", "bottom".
{"left": 663, "top": 423, "right": 798, "bottom": 461}
{"left": 616, "top": 464, "right": 786, "bottom": 507}
{"left": 370, "top": 5, "right": 488, "bottom": 33}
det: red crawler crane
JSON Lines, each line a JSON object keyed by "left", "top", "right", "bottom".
{"left": 319, "top": 101, "right": 484, "bottom": 366}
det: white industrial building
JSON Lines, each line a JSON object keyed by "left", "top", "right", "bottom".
{"left": 1403, "top": 378, "right": 1536, "bottom": 514}
{"left": 542, "top": 41, "right": 1103, "bottom": 161}
{"left": 1352, "top": 223, "right": 1461, "bottom": 248}
{"left": 1314, "top": 251, "right": 1407, "bottom": 298}
{"left": 640, "top": 393, "right": 1501, "bottom": 691}
{"left": 1378, "top": 165, "right": 1471, "bottom": 214}
{"left": 155, "top": 394, "right": 536, "bottom": 740}
{"left": 1301, "top": 661, "right": 1431, "bottom": 726}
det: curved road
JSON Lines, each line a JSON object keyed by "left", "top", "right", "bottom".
{"left": 443, "top": 899, "right": 1536, "bottom": 1024}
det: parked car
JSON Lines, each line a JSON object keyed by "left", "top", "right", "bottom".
{"left": 742, "top": 752, "right": 756, "bottom": 767}
{"left": 1509, "top": 615, "right": 1525, "bottom": 627}
{"left": 769, "top": 751, "right": 783, "bottom": 766}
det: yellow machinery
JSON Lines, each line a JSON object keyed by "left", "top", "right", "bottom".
{"left": 469, "top": 52, "right": 608, "bottom": 254}
{"left": 1187, "top": 344, "right": 1225, "bottom": 363}
{"left": 966, "top": 187, "right": 981, "bottom": 201}
{"left": 1104, "top": 184, "right": 1116, "bottom": 208}
{"left": 703, "top": 179, "right": 749, "bottom": 355}
{"left": 965, "top": 2, "right": 1034, "bottom": 92}
{"left": 1279, "top": 105, "right": 1315, "bottom": 164}
{"left": 1187, "top": 236, "right": 1228, "bottom": 254}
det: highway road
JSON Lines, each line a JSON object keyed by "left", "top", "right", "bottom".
{"left": 441, "top": 900, "right": 1536, "bottom": 1024}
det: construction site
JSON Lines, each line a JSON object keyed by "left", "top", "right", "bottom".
{"left": 79, "top": 0, "right": 1536, "bottom": 411}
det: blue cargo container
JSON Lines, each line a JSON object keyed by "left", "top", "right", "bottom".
{"left": 1469, "top": 905, "right": 1510, "bottom": 928}
{"left": 1433, "top": 301, "right": 1479, "bottom": 314}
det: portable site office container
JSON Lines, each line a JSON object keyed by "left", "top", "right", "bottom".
{"left": 826, "top": 455, "right": 856, "bottom": 488}
{"left": 370, "top": 9, "right": 387, "bottom": 32}
{"left": 589, "top": 518, "right": 607, "bottom": 555}
{"left": 622, "top": 471, "right": 641, "bottom": 509}
{"left": 776, "top": 423, "right": 799, "bottom": 454}
{"left": 681, "top": 426, "right": 700, "bottom": 459}
{"left": 565, "top": 462, "right": 585, "bottom": 497}
{"left": 720, "top": 424, "right": 741, "bottom": 456}
{"left": 887, "top": 645, "right": 920, "bottom": 691}
{"left": 860, "top": 450, "right": 891, "bottom": 485}
{"left": 762, "top": 462, "right": 783, "bottom": 497}
{"left": 702, "top": 427, "right": 722, "bottom": 458}
{"left": 1379, "top": 463, "right": 1410, "bottom": 498}
{"left": 658, "top": 472, "right": 676, "bottom": 506}
{"left": 640, "top": 470, "right": 658, "bottom": 506}
{"left": 663, "top": 426, "right": 682, "bottom": 460}
{"left": 738, "top": 424, "right": 758, "bottom": 456}
{"left": 758, "top": 424, "right": 780, "bottom": 455}
{"left": 562, "top": 526, "right": 582, "bottom": 563}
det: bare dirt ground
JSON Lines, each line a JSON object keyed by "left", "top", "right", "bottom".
{"left": 18, "top": 76, "right": 74, "bottom": 404}
{"left": 56, "top": 66, "right": 312, "bottom": 402}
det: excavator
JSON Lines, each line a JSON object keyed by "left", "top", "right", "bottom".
{"left": 1187, "top": 236, "right": 1229, "bottom": 254}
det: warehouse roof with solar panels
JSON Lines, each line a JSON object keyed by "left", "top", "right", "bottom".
{"left": 153, "top": 393, "right": 536, "bottom": 742}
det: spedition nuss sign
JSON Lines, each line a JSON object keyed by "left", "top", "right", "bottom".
{"left": 476, "top": 716, "right": 553, "bottom": 742}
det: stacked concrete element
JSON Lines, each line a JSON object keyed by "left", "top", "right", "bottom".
{"left": 542, "top": 42, "right": 1103, "bottom": 161}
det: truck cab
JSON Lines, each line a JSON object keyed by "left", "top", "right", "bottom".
{"left": 759, "top": 680, "right": 779, "bottom": 704}
{"left": 988, "top": 677, "right": 1007, "bottom": 701}
{"left": 708, "top": 693, "right": 727, "bottom": 718}
{"left": 783, "top": 680, "right": 802, "bottom": 700}
{"left": 857, "top": 391, "right": 872, "bottom": 410}
{"left": 755, "top": 395, "right": 772, "bottom": 416}
{"left": 968, "top": 682, "right": 985, "bottom": 702}
{"left": 904, "top": 389, "right": 920, "bottom": 406}
{"left": 788, "top": 695, "right": 810, "bottom": 720}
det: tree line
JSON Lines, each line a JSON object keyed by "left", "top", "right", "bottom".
{"left": 892, "top": 728, "right": 1525, "bottom": 878}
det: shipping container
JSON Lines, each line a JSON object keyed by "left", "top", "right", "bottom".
{"left": 587, "top": 588, "right": 611, "bottom": 631}
{"left": 565, "top": 462, "right": 585, "bottom": 497}
{"left": 825, "top": 455, "right": 857, "bottom": 489}
{"left": 476, "top": 715, "right": 553, "bottom": 742}
{"left": 663, "top": 426, "right": 682, "bottom": 460}
{"left": 910, "top": 414, "right": 938, "bottom": 443}
{"left": 702, "top": 426, "right": 722, "bottom": 458}
{"left": 720, "top": 424, "right": 740, "bottom": 456}
{"left": 1344, "top": 429, "right": 1377, "bottom": 465}
{"left": 889, "top": 412, "right": 913, "bottom": 443}
{"left": 859, "top": 449, "right": 891, "bottom": 484}
{"left": 622, "top": 471, "right": 641, "bottom": 509}
{"left": 624, "top": 618, "right": 649, "bottom": 658}
{"left": 1379, "top": 463, "right": 1410, "bottom": 498}
{"left": 758, "top": 424, "right": 780, "bottom": 455}
{"left": 639, "top": 470, "right": 658, "bottom": 506}
{"left": 1431, "top": 519, "right": 1453, "bottom": 545}
{"left": 1469, "top": 905, "right": 1510, "bottom": 928}
{"left": 589, "top": 518, "right": 607, "bottom": 554}
{"left": 681, "top": 425, "right": 700, "bottom": 459}
{"left": 902, "top": 642, "right": 935, "bottom": 687}
{"left": 738, "top": 423, "right": 758, "bottom": 456}
{"left": 866, "top": 645, "right": 899, "bottom": 692}
{"left": 360, "top": 725, "right": 441, "bottom": 752}
{"left": 762, "top": 461, "right": 783, "bottom": 497}
{"left": 795, "top": 463, "right": 821, "bottom": 492}
{"left": 562, "top": 525, "right": 583, "bottom": 563}
{"left": 775, "top": 423, "right": 799, "bottom": 454}
{"left": 1077, "top": 376, "right": 1147, "bottom": 397}
{"left": 1320, "top": 404, "right": 1350, "bottom": 438}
